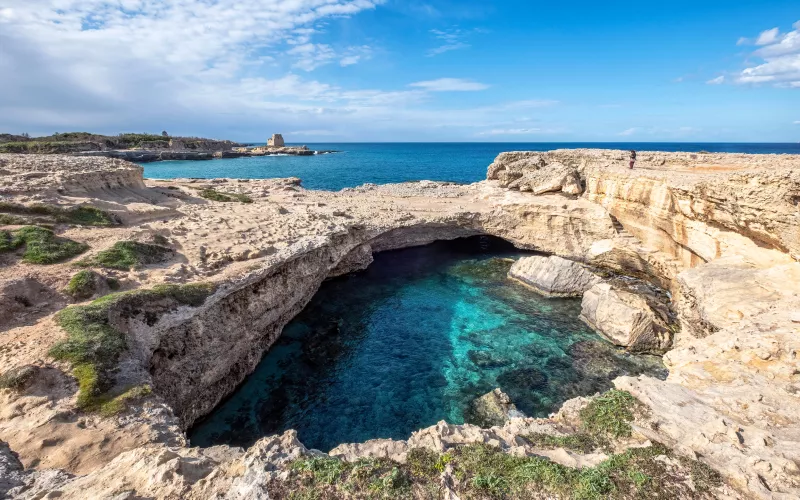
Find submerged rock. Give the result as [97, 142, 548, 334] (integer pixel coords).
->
[509, 255, 601, 297]
[467, 350, 511, 369]
[580, 283, 673, 353]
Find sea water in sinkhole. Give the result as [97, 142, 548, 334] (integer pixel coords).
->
[189, 237, 666, 452]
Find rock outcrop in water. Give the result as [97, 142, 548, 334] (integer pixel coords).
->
[466, 388, 523, 427]
[1, 149, 800, 498]
[579, 282, 673, 353]
[508, 255, 601, 297]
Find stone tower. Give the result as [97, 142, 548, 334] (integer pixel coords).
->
[267, 134, 285, 147]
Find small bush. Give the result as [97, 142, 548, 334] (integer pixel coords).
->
[0, 226, 88, 264]
[50, 283, 214, 411]
[580, 390, 640, 439]
[86, 241, 173, 270]
[199, 188, 253, 204]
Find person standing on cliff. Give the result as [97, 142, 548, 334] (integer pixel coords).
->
[629, 150, 637, 169]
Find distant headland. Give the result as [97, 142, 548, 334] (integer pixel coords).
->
[0, 131, 336, 162]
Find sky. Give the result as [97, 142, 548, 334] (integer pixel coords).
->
[0, 0, 798, 142]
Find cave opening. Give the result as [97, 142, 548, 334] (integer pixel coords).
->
[189, 236, 666, 451]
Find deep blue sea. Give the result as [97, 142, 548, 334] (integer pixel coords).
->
[190, 238, 666, 451]
[142, 142, 800, 190]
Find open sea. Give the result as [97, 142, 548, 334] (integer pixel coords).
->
[141, 142, 800, 191]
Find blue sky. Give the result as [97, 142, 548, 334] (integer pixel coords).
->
[0, 0, 797, 142]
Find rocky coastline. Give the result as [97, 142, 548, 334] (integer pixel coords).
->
[1, 149, 799, 499]
[0, 132, 336, 163]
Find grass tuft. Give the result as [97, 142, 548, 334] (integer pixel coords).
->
[199, 188, 253, 203]
[65, 270, 101, 300]
[83, 240, 173, 270]
[0, 226, 88, 264]
[50, 283, 214, 411]
[579, 389, 641, 439]
[523, 432, 600, 454]
[277, 440, 720, 499]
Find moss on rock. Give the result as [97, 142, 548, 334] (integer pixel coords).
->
[50, 283, 214, 412]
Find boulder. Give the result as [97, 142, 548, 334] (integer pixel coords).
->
[580, 283, 672, 353]
[487, 153, 583, 195]
[467, 389, 524, 428]
[509, 255, 601, 297]
[509, 162, 583, 195]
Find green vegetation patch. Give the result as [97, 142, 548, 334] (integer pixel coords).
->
[116, 133, 170, 148]
[199, 188, 253, 204]
[98, 385, 153, 417]
[579, 390, 642, 439]
[0, 226, 88, 264]
[523, 432, 600, 454]
[0, 202, 118, 227]
[50, 283, 214, 411]
[84, 240, 174, 270]
[275, 442, 721, 500]
[65, 270, 118, 300]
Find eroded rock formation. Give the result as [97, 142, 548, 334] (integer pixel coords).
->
[1, 149, 799, 499]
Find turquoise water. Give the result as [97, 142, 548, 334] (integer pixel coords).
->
[143, 142, 800, 190]
[189, 237, 666, 451]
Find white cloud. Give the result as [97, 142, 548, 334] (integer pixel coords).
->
[618, 128, 638, 136]
[734, 21, 800, 87]
[794, 120, 800, 124]
[409, 78, 489, 91]
[289, 43, 337, 71]
[0, 0, 562, 141]
[707, 75, 726, 85]
[339, 46, 373, 67]
[756, 27, 780, 45]
[427, 28, 474, 56]
[477, 127, 565, 136]
[0, 0, 389, 132]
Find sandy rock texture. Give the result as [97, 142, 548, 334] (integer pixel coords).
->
[1, 149, 800, 499]
[508, 254, 601, 297]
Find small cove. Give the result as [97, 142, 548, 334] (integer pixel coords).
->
[189, 237, 666, 451]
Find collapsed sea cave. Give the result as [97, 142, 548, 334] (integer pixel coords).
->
[189, 236, 667, 452]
